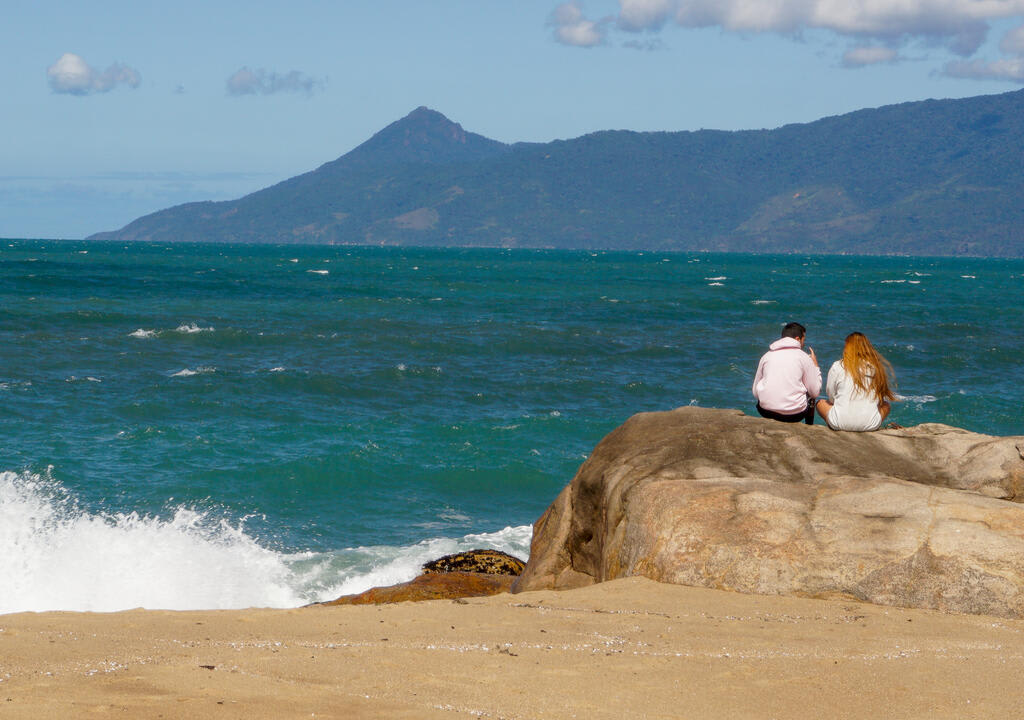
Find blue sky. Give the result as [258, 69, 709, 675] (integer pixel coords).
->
[4, 0, 1024, 239]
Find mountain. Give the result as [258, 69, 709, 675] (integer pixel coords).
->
[88, 91, 1024, 256]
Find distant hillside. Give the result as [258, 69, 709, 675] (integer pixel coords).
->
[88, 93, 1024, 256]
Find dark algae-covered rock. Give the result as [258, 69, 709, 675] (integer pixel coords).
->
[421, 549, 526, 576]
[319, 549, 525, 606]
[321, 572, 515, 606]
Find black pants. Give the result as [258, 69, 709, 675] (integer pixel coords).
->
[756, 402, 815, 425]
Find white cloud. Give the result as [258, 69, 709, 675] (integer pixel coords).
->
[1000, 23, 1024, 54]
[548, 2, 608, 47]
[618, 0, 674, 32]
[559, 1, 1024, 60]
[226, 67, 323, 96]
[939, 21, 1024, 82]
[46, 53, 141, 95]
[944, 57, 1024, 81]
[842, 45, 900, 67]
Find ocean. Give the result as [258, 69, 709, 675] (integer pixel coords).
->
[2, 241, 1022, 614]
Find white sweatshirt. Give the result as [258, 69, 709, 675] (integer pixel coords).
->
[824, 360, 883, 432]
[752, 337, 822, 414]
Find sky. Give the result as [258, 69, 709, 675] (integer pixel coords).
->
[4, 0, 1024, 240]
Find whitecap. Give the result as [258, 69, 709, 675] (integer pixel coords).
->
[705, 276, 727, 281]
[881, 280, 906, 284]
[961, 275, 976, 279]
[129, 328, 157, 339]
[171, 367, 215, 377]
[751, 300, 776, 305]
[307, 269, 329, 275]
[707, 282, 724, 286]
[269, 366, 286, 373]
[896, 394, 937, 404]
[175, 323, 213, 333]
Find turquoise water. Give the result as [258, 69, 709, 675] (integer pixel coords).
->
[2, 241, 1022, 612]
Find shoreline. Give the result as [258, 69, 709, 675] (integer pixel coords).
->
[3, 577, 1022, 719]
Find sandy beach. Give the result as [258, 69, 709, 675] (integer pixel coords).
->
[2, 577, 1023, 719]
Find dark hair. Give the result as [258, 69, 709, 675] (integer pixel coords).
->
[781, 322, 806, 339]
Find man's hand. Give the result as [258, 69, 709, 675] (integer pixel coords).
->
[808, 346, 818, 367]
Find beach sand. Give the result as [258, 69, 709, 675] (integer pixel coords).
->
[2, 576, 1021, 719]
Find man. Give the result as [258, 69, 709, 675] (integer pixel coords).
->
[752, 321, 821, 425]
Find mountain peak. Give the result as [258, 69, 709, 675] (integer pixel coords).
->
[341, 107, 509, 167]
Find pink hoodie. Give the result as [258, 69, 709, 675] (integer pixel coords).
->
[752, 337, 822, 414]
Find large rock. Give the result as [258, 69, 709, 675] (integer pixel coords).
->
[512, 407, 1024, 618]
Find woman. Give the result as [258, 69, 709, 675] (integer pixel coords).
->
[816, 332, 896, 432]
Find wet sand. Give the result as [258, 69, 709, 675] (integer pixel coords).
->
[2, 576, 1022, 719]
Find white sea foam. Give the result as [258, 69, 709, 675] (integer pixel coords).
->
[0, 471, 533, 614]
[751, 300, 776, 305]
[896, 394, 937, 404]
[705, 276, 727, 281]
[961, 275, 977, 279]
[707, 282, 724, 286]
[881, 279, 906, 284]
[0, 471, 304, 614]
[129, 328, 157, 339]
[171, 367, 216, 377]
[307, 269, 329, 275]
[175, 323, 214, 334]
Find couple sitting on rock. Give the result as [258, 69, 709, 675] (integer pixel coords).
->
[752, 322, 896, 432]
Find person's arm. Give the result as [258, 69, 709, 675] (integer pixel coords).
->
[752, 356, 766, 399]
[826, 363, 839, 403]
[803, 353, 822, 399]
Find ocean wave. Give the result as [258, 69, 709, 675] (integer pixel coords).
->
[0, 470, 303, 614]
[175, 323, 214, 334]
[129, 328, 157, 338]
[170, 367, 216, 377]
[896, 394, 937, 404]
[0, 471, 533, 614]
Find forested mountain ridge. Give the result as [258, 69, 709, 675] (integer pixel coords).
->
[88, 92, 1024, 256]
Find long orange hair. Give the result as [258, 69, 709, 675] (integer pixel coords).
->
[841, 332, 896, 402]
